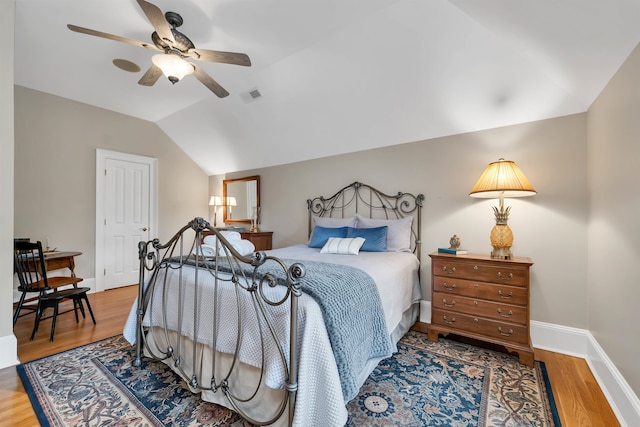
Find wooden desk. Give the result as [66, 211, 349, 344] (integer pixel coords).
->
[42, 251, 82, 277]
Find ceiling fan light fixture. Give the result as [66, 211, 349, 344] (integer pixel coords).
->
[152, 53, 194, 84]
[67, 0, 251, 97]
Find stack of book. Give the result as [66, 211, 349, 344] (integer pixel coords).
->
[437, 247, 468, 255]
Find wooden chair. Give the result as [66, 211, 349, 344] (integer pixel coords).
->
[13, 241, 96, 341]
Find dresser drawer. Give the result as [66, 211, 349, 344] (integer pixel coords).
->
[432, 292, 527, 324]
[432, 259, 528, 286]
[432, 308, 529, 345]
[432, 276, 528, 305]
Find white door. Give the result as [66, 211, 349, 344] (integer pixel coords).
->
[96, 150, 157, 291]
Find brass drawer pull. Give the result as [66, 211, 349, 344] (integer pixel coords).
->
[498, 290, 513, 299]
[497, 272, 514, 280]
[443, 315, 456, 325]
[497, 308, 513, 317]
[443, 283, 456, 291]
[498, 327, 514, 337]
[442, 299, 455, 308]
[443, 266, 456, 274]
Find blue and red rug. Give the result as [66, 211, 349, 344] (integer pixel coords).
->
[17, 330, 560, 426]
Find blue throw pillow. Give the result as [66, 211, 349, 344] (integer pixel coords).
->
[309, 226, 349, 248]
[346, 226, 388, 252]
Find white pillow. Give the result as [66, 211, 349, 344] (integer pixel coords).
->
[312, 215, 356, 228]
[203, 235, 219, 246]
[204, 231, 242, 247]
[220, 231, 241, 241]
[194, 239, 256, 257]
[320, 237, 365, 255]
[355, 213, 413, 252]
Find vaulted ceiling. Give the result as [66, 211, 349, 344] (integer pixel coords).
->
[14, 0, 640, 175]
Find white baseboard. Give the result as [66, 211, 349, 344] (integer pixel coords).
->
[419, 300, 431, 323]
[420, 300, 640, 427]
[529, 319, 589, 356]
[583, 329, 640, 427]
[531, 320, 640, 427]
[0, 334, 19, 369]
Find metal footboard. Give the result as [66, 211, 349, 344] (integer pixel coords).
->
[133, 217, 305, 426]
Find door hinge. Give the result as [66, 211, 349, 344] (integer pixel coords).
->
[104, 268, 106, 275]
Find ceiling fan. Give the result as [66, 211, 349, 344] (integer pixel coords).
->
[67, 0, 251, 98]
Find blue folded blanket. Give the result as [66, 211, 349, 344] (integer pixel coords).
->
[282, 258, 394, 401]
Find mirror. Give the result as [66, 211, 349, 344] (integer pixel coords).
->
[223, 175, 260, 224]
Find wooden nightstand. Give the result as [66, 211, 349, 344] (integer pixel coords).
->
[428, 252, 534, 366]
[240, 231, 273, 251]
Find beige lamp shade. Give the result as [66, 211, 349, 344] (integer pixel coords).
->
[469, 159, 536, 198]
[209, 196, 223, 206]
[225, 196, 237, 219]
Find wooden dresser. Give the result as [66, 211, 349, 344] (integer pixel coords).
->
[428, 252, 534, 366]
[240, 231, 273, 251]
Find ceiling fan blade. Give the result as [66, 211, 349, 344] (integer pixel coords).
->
[138, 64, 163, 86]
[187, 49, 251, 67]
[136, 0, 175, 45]
[192, 64, 229, 98]
[67, 24, 160, 51]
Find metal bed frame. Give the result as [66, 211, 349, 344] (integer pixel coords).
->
[133, 182, 424, 426]
[307, 181, 424, 259]
[134, 217, 304, 426]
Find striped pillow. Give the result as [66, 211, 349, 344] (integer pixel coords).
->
[320, 237, 365, 255]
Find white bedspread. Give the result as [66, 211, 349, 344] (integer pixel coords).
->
[267, 245, 422, 335]
[123, 245, 421, 426]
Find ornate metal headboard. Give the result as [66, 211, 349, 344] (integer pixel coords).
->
[307, 182, 424, 259]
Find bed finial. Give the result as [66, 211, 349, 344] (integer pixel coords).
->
[189, 217, 210, 232]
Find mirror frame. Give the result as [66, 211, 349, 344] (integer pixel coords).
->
[222, 175, 260, 224]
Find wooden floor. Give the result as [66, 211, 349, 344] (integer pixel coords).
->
[0, 285, 621, 427]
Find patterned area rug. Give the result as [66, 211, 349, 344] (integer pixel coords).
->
[17, 330, 560, 426]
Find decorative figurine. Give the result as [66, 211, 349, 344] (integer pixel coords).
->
[449, 234, 461, 250]
[250, 206, 260, 232]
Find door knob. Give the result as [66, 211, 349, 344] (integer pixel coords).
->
[141, 227, 148, 232]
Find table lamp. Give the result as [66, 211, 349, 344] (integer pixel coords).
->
[226, 196, 237, 219]
[209, 196, 222, 227]
[469, 158, 536, 259]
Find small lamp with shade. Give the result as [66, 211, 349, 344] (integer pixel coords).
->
[469, 158, 536, 259]
[226, 196, 237, 220]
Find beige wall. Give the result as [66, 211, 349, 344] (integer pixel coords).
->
[0, 0, 17, 365]
[13, 86, 210, 283]
[238, 113, 589, 329]
[588, 42, 640, 396]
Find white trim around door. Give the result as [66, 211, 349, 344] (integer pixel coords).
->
[95, 149, 158, 292]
